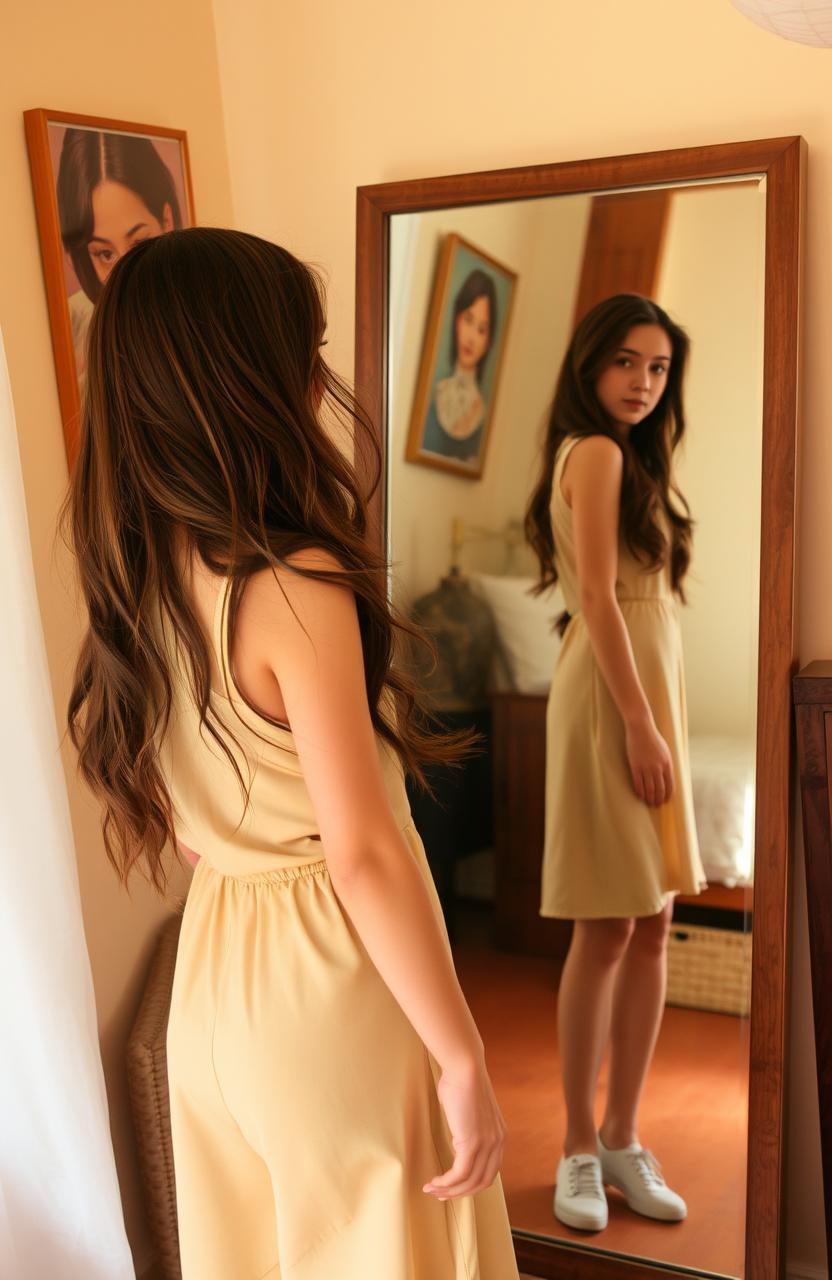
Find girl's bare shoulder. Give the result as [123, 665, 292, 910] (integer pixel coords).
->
[567, 433, 623, 468]
[562, 434, 623, 505]
[247, 546, 350, 599]
[239, 547, 355, 651]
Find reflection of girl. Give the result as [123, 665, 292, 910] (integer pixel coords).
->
[63, 228, 519, 1279]
[525, 294, 706, 1234]
[422, 268, 498, 463]
[56, 130, 183, 382]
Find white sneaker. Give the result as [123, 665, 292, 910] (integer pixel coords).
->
[554, 1153, 608, 1231]
[598, 1137, 687, 1221]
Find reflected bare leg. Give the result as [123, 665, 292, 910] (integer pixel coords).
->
[559, 917, 635, 1156]
[600, 898, 674, 1149]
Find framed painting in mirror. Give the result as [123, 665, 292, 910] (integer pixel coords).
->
[404, 231, 517, 478]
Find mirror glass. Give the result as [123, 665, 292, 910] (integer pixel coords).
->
[386, 175, 765, 1275]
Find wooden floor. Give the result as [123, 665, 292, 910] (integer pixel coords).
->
[452, 902, 749, 1277]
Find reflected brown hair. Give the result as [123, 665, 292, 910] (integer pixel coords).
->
[524, 293, 694, 636]
[60, 227, 477, 892]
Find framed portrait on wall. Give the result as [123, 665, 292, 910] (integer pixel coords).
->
[23, 108, 196, 469]
[405, 232, 517, 480]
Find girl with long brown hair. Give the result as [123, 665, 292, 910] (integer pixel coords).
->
[62, 226, 518, 1279]
[525, 294, 707, 1234]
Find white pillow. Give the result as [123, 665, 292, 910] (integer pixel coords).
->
[468, 573, 563, 694]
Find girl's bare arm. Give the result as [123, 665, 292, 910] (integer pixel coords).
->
[564, 435, 651, 725]
[241, 549, 485, 1077]
[564, 435, 673, 805]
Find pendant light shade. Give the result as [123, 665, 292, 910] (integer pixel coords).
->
[730, 0, 832, 46]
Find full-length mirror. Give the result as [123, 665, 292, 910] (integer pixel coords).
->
[356, 139, 802, 1280]
[387, 176, 763, 1277]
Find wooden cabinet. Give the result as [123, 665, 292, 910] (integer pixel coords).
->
[793, 661, 832, 1277]
[490, 691, 573, 963]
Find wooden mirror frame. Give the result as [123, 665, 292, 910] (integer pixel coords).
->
[354, 137, 804, 1280]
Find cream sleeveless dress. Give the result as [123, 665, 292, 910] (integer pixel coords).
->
[153, 574, 518, 1280]
[540, 434, 707, 920]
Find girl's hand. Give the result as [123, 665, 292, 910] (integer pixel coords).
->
[625, 717, 675, 807]
[423, 1057, 507, 1201]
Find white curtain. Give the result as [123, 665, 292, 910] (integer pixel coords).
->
[0, 329, 133, 1278]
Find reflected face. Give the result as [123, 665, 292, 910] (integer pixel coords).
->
[86, 180, 173, 284]
[455, 294, 491, 371]
[595, 323, 672, 429]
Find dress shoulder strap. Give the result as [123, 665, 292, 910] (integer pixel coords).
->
[554, 433, 584, 474]
[211, 572, 296, 741]
[551, 434, 584, 510]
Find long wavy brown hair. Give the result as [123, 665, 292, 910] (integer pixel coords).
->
[60, 226, 478, 892]
[524, 293, 694, 636]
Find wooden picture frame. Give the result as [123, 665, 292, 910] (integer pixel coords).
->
[23, 108, 196, 471]
[356, 136, 804, 1280]
[404, 232, 517, 480]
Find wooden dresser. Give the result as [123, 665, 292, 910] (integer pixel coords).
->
[490, 690, 573, 963]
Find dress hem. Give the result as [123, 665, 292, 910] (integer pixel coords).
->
[539, 883, 706, 921]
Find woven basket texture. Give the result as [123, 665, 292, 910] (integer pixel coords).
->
[666, 922, 752, 1016]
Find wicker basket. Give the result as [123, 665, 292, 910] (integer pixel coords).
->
[126, 909, 185, 1280]
[665, 921, 752, 1016]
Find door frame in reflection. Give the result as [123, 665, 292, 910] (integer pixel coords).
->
[355, 135, 804, 1280]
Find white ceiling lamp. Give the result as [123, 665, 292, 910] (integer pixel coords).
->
[730, 0, 832, 45]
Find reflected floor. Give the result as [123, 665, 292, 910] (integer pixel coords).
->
[453, 899, 749, 1277]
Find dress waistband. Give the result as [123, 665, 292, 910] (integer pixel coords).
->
[617, 595, 675, 605]
[197, 857, 329, 886]
[567, 595, 675, 617]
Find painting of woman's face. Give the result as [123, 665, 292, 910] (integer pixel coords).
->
[455, 294, 492, 371]
[403, 234, 516, 479]
[86, 180, 174, 284]
[25, 111, 194, 467]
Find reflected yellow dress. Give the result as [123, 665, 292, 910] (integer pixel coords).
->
[154, 574, 518, 1280]
[540, 434, 707, 921]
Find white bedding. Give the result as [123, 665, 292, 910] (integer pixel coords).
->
[688, 735, 755, 887]
[468, 572, 562, 694]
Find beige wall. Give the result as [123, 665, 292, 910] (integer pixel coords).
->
[1, 2, 231, 1272]
[655, 182, 765, 742]
[211, 0, 829, 1272]
[388, 195, 589, 607]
